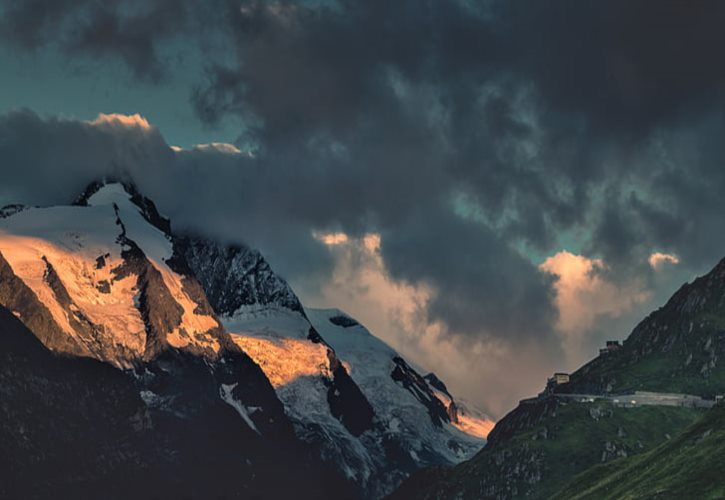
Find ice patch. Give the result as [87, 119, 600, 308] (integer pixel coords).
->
[0, 205, 147, 357]
[223, 305, 310, 340]
[220, 383, 261, 435]
[139, 390, 161, 406]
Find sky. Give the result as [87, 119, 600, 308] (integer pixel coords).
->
[2, 0, 725, 417]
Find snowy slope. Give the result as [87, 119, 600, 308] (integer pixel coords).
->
[219, 308, 380, 486]
[0, 204, 145, 358]
[217, 304, 491, 496]
[85, 183, 221, 352]
[0, 183, 222, 365]
[0, 181, 313, 449]
[308, 308, 492, 456]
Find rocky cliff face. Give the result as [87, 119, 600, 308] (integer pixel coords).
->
[0, 305, 351, 499]
[173, 235, 304, 316]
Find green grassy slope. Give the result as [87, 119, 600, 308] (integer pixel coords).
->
[391, 399, 703, 499]
[552, 403, 725, 500]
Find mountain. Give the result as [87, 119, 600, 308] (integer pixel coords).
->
[0, 181, 351, 499]
[173, 230, 491, 497]
[552, 400, 725, 499]
[0, 291, 349, 499]
[0, 180, 490, 498]
[392, 255, 725, 499]
[307, 309, 490, 492]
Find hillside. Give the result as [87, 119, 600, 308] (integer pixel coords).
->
[552, 402, 725, 499]
[391, 397, 703, 499]
[392, 255, 725, 499]
[561, 257, 725, 397]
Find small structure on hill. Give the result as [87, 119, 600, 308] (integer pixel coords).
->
[599, 340, 621, 356]
[543, 372, 570, 395]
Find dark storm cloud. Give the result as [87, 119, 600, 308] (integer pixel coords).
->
[188, 0, 725, 252]
[0, 108, 339, 289]
[379, 203, 557, 341]
[0, 0, 189, 80]
[0, 109, 172, 204]
[192, 1, 725, 140]
[4, 0, 725, 356]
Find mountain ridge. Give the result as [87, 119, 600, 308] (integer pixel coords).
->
[0, 179, 491, 498]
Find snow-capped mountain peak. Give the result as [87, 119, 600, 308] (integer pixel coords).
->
[0, 180, 493, 498]
[309, 308, 493, 438]
[0, 181, 223, 366]
[74, 178, 172, 234]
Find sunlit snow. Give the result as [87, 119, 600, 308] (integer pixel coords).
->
[0, 183, 221, 364]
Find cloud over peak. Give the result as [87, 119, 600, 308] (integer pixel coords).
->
[89, 113, 152, 131]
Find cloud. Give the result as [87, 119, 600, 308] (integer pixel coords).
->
[191, 142, 245, 155]
[89, 113, 152, 131]
[304, 231, 555, 417]
[0, 0, 191, 81]
[0, 109, 171, 207]
[379, 203, 557, 344]
[5, 1, 725, 413]
[314, 231, 350, 246]
[540, 251, 650, 362]
[648, 251, 680, 270]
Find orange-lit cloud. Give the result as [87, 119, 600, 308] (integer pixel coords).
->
[313, 231, 350, 246]
[648, 251, 680, 269]
[539, 251, 649, 360]
[300, 230, 551, 418]
[192, 142, 244, 154]
[362, 233, 381, 252]
[88, 113, 152, 130]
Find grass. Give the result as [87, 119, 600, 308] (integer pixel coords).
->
[414, 400, 704, 500]
[551, 403, 725, 499]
